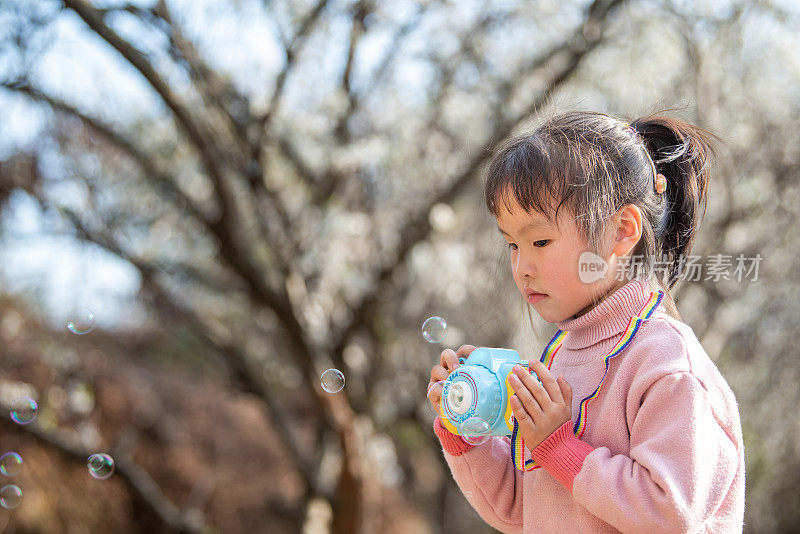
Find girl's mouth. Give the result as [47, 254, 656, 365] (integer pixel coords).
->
[525, 289, 547, 303]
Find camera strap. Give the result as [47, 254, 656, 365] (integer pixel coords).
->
[511, 290, 665, 472]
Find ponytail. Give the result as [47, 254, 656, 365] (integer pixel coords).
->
[630, 114, 720, 290]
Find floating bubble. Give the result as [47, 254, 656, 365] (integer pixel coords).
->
[0, 453, 22, 477]
[426, 380, 445, 416]
[66, 307, 95, 334]
[0, 484, 22, 509]
[9, 397, 37, 425]
[460, 416, 491, 446]
[320, 369, 345, 393]
[87, 453, 115, 480]
[421, 316, 447, 343]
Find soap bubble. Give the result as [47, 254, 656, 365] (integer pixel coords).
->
[0, 453, 22, 477]
[320, 369, 345, 393]
[460, 416, 491, 446]
[9, 397, 37, 425]
[87, 453, 115, 479]
[0, 485, 22, 509]
[421, 316, 447, 343]
[426, 380, 445, 416]
[66, 307, 95, 334]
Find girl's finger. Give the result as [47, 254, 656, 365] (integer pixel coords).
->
[456, 345, 477, 359]
[426, 381, 444, 412]
[510, 395, 540, 439]
[509, 373, 544, 422]
[514, 364, 550, 410]
[440, 349, 460, 371]
[530, 360, 564, 404]
[427, 379, 443, 395]
[509, 395, 531, 424]
[430, 364, 449, 383]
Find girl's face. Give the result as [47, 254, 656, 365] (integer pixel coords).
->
[495, 197, 625, 323]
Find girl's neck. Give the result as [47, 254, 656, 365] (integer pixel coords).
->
[555, 276, 656, 353]
[572, 277, 630, 319]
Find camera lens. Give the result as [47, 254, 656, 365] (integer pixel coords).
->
[447, 382, 473, 414]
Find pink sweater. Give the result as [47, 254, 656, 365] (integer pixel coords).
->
[434, 277, 745, 533]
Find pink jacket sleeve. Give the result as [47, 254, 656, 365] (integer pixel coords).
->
[433, 417, 524, 533]
[569, 371, 740, 533]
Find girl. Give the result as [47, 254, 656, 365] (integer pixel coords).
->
[428, 111, 744, 533]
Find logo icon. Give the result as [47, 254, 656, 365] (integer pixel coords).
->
[578, 251, 608, 283]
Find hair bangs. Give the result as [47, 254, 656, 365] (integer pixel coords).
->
[484, 135, 579, 223]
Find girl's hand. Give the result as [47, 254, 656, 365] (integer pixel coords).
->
[427, 344, 476, 415]
[508, 360, 573, 450]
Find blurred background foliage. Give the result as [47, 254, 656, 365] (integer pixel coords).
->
[0, 0, 798, 532]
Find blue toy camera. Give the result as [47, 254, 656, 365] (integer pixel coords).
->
[439, 348, 534, 437]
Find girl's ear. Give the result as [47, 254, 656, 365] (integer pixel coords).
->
[612, 204, 642, 257]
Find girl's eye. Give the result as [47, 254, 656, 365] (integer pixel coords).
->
[507, 243, 518, 251]
[533, 240, 549, 247]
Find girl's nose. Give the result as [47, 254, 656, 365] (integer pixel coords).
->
[513, 250, 536, 278]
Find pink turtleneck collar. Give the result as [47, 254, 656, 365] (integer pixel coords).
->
[555, 277, 661, 351]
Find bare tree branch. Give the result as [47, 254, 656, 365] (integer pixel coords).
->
[152, 0, 253, 159]
[275, 133, 323, 193]
[332, 0, 371, 142]
[2, 76, 304, 349]
[270, 1, 433, 204]
[354, 2, 430, 108]
[259, 0, 331, 129]
[0, 79, 299, 301]
[60, 2, 302, 323]
[62, 0, 237, 234]
[96, 0, 302, 283]
[1, 79, 207, 221]
[253, 0, 334, 231]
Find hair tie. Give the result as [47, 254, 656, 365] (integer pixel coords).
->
[655, 173, 667, 194]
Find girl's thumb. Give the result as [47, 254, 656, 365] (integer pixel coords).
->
[558, 375, 573, 412]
